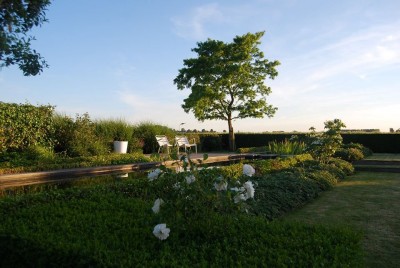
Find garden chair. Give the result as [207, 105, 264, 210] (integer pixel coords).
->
[175, 135, 197, 154]
[155, 135, 173, 154]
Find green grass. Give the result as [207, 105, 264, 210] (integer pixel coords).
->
[282, 171, 400, 268]
[365, 153, 400, 161]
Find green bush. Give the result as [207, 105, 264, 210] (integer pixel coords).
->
[0, 102, 55, 152]
[219, 162, 244, 180]
[250, 172, 321, 220]
[334, 148, 364, 162]
[328, 158, 355, 175]
[67, 113, 109, 157]
[305, 169, 338, 190]
[133, 121, 176, 154]
[253, 154, 313, 175]
[25, 145, 55, 161]
[299, 160, 347, 181]
[342, 142, 373, 157]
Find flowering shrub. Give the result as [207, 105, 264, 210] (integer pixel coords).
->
[146, 158, 256, 240]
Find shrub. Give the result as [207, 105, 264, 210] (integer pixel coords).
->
[334, 148, 364, 162]
[328, 158, 355, 176]
[0, 102, 55, 152]
[305, 169, 338, 190]
[133, 121, 176, 154]
[305, 119, 346, 163]
[25, 145, 55, 162]
[250, 172, 320, 220]
[219, 162, 244, 180]
[52, 113, 108, 157]
[342, 142, 373, 157]
[253, 154, 313, 175]
[52, 113, 75, 154]
[299, 160, 347, 181]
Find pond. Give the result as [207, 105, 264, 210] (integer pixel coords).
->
[0, 161, 237, 198]
[0, 170, 147, 198]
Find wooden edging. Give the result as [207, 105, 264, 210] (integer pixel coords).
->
[0, 153, 279, 189]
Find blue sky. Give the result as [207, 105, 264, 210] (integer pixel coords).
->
[1, 0, 399, 132]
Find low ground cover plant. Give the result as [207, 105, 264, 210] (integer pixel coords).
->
[0, 152, 364, 266]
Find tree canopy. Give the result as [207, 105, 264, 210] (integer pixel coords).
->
[174, 31, 280, 150]
[0, 0, 50, 76]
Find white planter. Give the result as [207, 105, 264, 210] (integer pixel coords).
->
[113, 141, 128, 154]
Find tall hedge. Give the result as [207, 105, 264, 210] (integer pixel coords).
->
[197, 133, 400, 153]
[341, 133, 400, 153]
[0, 102, 55, 152]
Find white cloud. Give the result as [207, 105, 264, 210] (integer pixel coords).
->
[171, 3, 225, 40]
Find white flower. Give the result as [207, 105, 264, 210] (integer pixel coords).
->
[152, 198, 164, 214]
[153, 223, 170, 240]
[243, 181, 255, 199]
[214, 181, 228, 191]
[243, 164, 255, 177]
[234, 193, 246, 203]
[148, 168, 162, 181]
[173, 182, 181, 190]
[185, 175, 196, 184]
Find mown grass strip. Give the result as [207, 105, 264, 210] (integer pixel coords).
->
[282, 171, 400, 268]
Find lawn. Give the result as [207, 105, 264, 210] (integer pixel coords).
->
[364, 153, 400, 161]
[282, 171, 400, 268]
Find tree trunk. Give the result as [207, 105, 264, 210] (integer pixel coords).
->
[228, 118, 236, 151]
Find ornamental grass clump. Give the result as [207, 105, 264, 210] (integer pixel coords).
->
[268, 138, 306, 155]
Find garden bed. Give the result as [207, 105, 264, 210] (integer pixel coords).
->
[0, 155, 363, 266]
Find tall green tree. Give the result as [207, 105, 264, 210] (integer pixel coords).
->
[0, 0, 51, 76]
[174, 31, 280, 151]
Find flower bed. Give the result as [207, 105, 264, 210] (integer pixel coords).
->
[0, 155, 363, 266]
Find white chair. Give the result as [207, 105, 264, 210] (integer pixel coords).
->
[175, 135, 197, 154]
[155, 135, 173, 154]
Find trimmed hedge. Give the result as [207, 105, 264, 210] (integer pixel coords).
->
[198, 133, 399, 153]
[341, 133, 400, 153]
[0, 102, 55, 152]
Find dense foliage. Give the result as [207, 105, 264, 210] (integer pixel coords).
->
[0, 154, 363, 266]
[0, 102, 55, 152]
[0, 0, 51, 75]
[174, 31, 280, 151]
